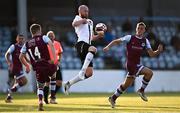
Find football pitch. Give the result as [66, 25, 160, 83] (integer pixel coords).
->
[0, 92, 180, 113]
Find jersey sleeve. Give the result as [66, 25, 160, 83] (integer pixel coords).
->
[7, 44, 15, 54]
[43, 35, 51, 44]
[145, 38, 152, 49]
[72, 15, 81, 25]
[20, 43, 27, 53]
[120, 35, 131, 43]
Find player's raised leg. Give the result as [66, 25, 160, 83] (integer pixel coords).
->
[109, 76, 135, 108]
[6, 75, 27, 103]
[64, 46, 96, 95]
[137, 67, 153, 101]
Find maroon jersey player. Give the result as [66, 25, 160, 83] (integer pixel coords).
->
[103, 22, 163, 108]
[19, 24, 57, 111]
[5, 34, 28, 103]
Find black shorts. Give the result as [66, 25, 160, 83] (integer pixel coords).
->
[75, 41, 93, 67]
[46, 66, 63, 82]
[56, 67, 62, 81]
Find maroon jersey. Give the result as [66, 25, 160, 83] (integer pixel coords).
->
[25, 35, 50, 66]
[120, 35, 151, 76]
[126, 35, 147, 66]
[22, 35, 57, 82]
[11, 43, 23, 75]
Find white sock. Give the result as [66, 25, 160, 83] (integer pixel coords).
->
[69, 52, 94, 86]
[114, 85, 124, 97]
[50, 80, 56, 91]
[37, 89, 44, 96]
[141, 78, 149, 89]
[81, 52, 94, 70]
[68, 73, 84, 86]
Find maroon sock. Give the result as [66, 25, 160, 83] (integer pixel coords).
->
[11, 87, 17, 92]
[50, 91, 56, 99]
[112, 94, 118, 101]
[38, 94, 43, 101]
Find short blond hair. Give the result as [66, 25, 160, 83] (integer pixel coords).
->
[30, 24, 41, 35]
[137, 22, 146, 28]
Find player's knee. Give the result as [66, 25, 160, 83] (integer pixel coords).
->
[18, 77, 27, 86]
[88, 46, 97, 54]
[147, 69, 153, 77]
[56, 80, 62, 86]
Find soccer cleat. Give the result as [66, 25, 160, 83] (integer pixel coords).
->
[137, 89, 148, 102]
[50, 98, 58, 104]
[108, 96, 116, 108]
[38, 102, 44, 111]
[5, 95, 13, 103]
[64, 81, 70, 95]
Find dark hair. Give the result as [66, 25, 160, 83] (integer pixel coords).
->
[16, 34, 24, 38]
[30, 24, 41, 35]
[17, 34, 24, 37]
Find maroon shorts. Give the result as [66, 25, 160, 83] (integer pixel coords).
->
[12, 68, 24, 79]
[126, 63, 144, 77]
[33, 61, 57, 83]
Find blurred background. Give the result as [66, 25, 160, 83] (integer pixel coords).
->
[0, 0, 180, 93]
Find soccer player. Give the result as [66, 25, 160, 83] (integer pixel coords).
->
[103, 22, 163, 108]
[4, 34, 28, 103]
[63, 5, 104, 94]
[19, 24, 57, 111]
[43, 31, 63, 104]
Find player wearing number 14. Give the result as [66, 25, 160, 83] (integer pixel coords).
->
[19, 24, 57, 111]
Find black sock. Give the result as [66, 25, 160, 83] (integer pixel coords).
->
[43, 86, 49, 100]
[55, 85, 60, 93]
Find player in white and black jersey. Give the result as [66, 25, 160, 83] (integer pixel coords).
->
[64, 5, 104, 95]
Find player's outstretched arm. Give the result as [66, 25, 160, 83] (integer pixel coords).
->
[5, 51, 12, 67]
[103, 38, 122, 52]
[72, 18, 87, 27]
[19, 53, 30, 73]
[24, 54, 31, 64]
[147, 44, 163, 57]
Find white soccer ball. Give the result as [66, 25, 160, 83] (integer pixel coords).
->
[95, 23, 107, 32]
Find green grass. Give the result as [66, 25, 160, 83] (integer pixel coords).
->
[0, 92, 180, 113]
